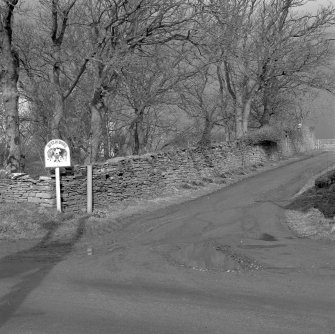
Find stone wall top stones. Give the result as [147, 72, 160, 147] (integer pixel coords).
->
[0, 143, 273, 212]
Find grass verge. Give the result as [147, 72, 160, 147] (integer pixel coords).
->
[285, 172, 335, 240]
[0, 203, 75, 240]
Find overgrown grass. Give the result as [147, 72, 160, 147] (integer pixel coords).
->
[287, 185, 335, 218]
[0, 203, 75, 240]
[285, 184, 335, 240]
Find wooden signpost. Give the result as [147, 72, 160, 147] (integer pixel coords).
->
[87, 165, 93, 214]
[44, 139, 71, 212]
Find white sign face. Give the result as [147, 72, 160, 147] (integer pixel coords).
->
[44, 139, 71, 168]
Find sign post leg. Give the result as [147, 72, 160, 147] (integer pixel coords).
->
[87, 165, 93, 214]
[55, 167, 62, 212]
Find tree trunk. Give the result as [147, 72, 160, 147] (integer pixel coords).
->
[50, 40, 65, 139]
[242, 97, 252, 134]
[235, 95, 244, 139]
[49, 0, 77, 139]
[0, 0, 21, 172]
[102, 111, 110, 160]
[85, 88, 104, 164]
[50, 92, 64, 138]
[260, 105, 271, 126]
[133, 107, 145, 155]
[2, 78, 21, 173]
[235, 109, 244, 139]
[121, 126, 134, 156]
[198, 117, 213, 146]
[260, 93, 274, 127]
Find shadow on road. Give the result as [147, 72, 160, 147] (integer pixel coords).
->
[0, 216, 87, 328]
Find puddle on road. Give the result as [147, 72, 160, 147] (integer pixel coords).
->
[238, 244, 286, 249]
[263, 266, 298, 274]
[259, 233, 278, 241]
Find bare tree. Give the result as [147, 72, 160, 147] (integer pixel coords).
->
[18, 0, 92, 142]
[201, 0, 335, 138]
[44, 0, 92, 139]
[83, 0, 197, 162]
[250, 0, 335, 127]
[0, 0, 21, 172]
[117, 43, 196, 154]
[176, 64, 227, 146]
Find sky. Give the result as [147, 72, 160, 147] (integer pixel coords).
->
[301, 0, 334, 11]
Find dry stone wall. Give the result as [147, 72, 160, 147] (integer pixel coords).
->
[60, 143, 270, 212]
[0, 175, 55, 207]
[0, 143, 273, 212]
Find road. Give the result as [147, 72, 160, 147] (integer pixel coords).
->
[1, 152, 335, 333]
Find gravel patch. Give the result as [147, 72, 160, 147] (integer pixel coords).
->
[171, 241, 263, 273]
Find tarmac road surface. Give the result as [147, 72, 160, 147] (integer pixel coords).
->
[1, 152, 335, 334]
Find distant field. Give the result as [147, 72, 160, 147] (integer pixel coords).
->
[317, 139, 335, 150]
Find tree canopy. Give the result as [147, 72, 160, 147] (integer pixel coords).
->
[0, 0, 334, 173]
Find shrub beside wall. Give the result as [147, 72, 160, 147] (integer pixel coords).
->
[0, 143, 277, 212]
[245, 125, 316, 158]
